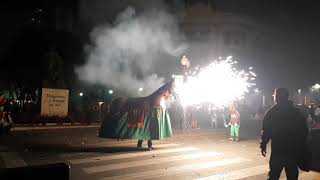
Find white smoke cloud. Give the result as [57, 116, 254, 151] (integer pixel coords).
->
[76, 7, 186, 96]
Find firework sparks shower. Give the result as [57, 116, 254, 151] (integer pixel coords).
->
[175, 56, 256, 108]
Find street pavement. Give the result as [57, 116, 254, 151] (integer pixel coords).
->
[0, 127, 319, 180]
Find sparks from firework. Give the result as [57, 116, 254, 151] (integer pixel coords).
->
[175, 56, 255, 108]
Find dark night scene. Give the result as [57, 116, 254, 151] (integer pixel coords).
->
[1, 0, 320, 179]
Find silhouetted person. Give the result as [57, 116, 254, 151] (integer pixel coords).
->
[260, 88, 309, 180]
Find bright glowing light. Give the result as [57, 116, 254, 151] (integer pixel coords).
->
[139, 87, 143, 92]
[298, 89, 301, 94]
[175, 57, 255, 108]
[98, 101, 104, 106]
[109, 90, 113, 94]
[254, 88, 259, 93]
[79, 92, 83, 96]
[314, 83, 320, 90]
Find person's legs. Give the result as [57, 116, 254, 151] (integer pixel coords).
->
[268, 155, 284, 180]
[147, 140, 153, 150]
[6, 124, 12, 134]
[210, 118, 214, 129]
[137, 140, 143, 148]
[284, 162, 299, 180]
[0, 124, 3, 135]
[230, 125, 235, 141]
[234, 125, 240, 141]
[214, 119, 218, 129]
[211, 118, 217, 129]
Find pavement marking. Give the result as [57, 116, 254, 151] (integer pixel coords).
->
[65, 140, 171, 150]
[196, 164, 269, 180]
[59, 152, 103, 158]
[71, 141, 138, 148]
[68, 144, 183, 164]
[0, 152, 27, 168]
[73, 142, 180, 148]
[99, 157, 250, 180]
[83, 151, 222, 174]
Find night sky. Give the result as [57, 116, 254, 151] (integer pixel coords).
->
[1, 0, 320, 91]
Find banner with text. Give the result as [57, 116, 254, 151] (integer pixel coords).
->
[41, 88, 69, 117]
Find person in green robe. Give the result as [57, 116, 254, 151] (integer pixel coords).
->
[99, 81, 174, 150]
[229, 104, 240, 141]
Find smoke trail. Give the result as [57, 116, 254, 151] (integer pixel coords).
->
[76, 6, 186, 96]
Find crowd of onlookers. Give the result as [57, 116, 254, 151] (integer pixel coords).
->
[298, 104, 320, 128]
[168, 103, 264, 133]
[1, 90, 320, 136]
[168, 102, 320, 137]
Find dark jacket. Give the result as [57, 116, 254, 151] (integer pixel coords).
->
[261, 101, 308, 157]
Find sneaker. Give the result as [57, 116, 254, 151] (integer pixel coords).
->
[229, 138, 234, 142]
[235, 138, 240, 142]
[148, 147, 154, 151]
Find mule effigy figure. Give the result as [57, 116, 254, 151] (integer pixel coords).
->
[98, 80, 175, 150]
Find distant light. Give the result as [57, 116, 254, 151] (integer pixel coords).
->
[139, 87, 143, 92]
[109, 90, 113, 94]
[226, 56, 233, 60]
[298, 89, 301, 94]
[254, 88, 259, 93]
[79, 92, 83, 96]
[314, 83, 320, 90]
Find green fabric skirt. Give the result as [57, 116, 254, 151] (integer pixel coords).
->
[99, 107, 172, 140]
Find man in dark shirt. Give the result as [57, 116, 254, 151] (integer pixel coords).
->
[260, 88, 309, 180]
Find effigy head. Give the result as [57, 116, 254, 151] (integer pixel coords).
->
[229, 104, 238, 112]
[159, 79, 175, 97]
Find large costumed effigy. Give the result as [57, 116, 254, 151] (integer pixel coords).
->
[98, 80, 174, 140]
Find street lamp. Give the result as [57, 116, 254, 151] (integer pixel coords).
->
[108, 90, 113, 95]
[79, 92, 83, 97]
[139, 87, 143, 92]
[181, 55, 190, 82]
